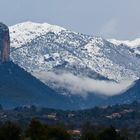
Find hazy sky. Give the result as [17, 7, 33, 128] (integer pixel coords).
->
[0, 0, 140, 40]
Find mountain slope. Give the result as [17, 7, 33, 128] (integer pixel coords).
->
[107, 79, 140, 105]
[10, 22, 139, 83]
[0, 61, 77, 109]
[108, 38, 140, 58]
[0, 61, 114, 109]
[0, 59, 138, 109]
[6, 21, 140, 108]
[9, 22, 140, 97]
[108, 38, 140, 48]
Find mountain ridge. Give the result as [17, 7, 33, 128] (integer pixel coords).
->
[9, 22, 140, 96]
[1, 21, 139, 109]
[10, 22, 140, 82]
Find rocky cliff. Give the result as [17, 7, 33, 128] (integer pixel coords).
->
[0, 23, 10, 62]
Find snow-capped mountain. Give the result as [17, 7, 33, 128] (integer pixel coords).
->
[109, 38, 140, 57]
[9, 22, 140, 96]
[108, 38, 140, 48]
[10, 22, 66, 49]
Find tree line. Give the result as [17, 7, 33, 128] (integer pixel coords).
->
[0, 119, 131, 140]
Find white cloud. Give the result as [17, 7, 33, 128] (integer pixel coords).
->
[33, 71, 134, 97]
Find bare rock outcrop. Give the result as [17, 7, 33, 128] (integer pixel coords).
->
[0, 23, 10, 62]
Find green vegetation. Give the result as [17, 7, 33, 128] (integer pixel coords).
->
[81, 123, 128, 140]
[0, 121, 21, 140]
[26, 119, 70, 140]
[0, 119, 133, 140]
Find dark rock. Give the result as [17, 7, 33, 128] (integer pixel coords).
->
[0, 23, 10, 62]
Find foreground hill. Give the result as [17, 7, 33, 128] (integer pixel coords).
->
[0, 61, 74, 109]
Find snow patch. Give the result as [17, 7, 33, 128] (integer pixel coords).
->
[10, 21, 65, 48]
[108, 38, 140, 48]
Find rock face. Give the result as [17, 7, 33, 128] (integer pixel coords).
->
[0, 23, 10, 62]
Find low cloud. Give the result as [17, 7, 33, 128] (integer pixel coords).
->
[33, 71, 134, 97]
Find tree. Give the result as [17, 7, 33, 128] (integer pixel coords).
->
[26, 119, 46, 140]
[81, 122, 96, 140]
[26, 119, 70, 140]
[0, 121, 21, 140]
[47, 125, 71, 140]
[98, 126, 126, 140]
[120, 125, 129, 140]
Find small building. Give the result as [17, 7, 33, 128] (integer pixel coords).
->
[47, 113, 57, 120]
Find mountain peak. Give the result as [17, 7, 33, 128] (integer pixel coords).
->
[9, 21, 66, 49]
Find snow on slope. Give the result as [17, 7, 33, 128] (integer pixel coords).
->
[9, 22, 140, 95]
[108, 38, 140, 48]
[10, 21, 66, 49]
[108, 38, 140, 56]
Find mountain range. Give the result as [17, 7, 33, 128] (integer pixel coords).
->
[1, 21, 140, 109]
[10, 22, 140, 83]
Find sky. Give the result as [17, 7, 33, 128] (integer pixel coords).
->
[0, 0, 140, 40]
